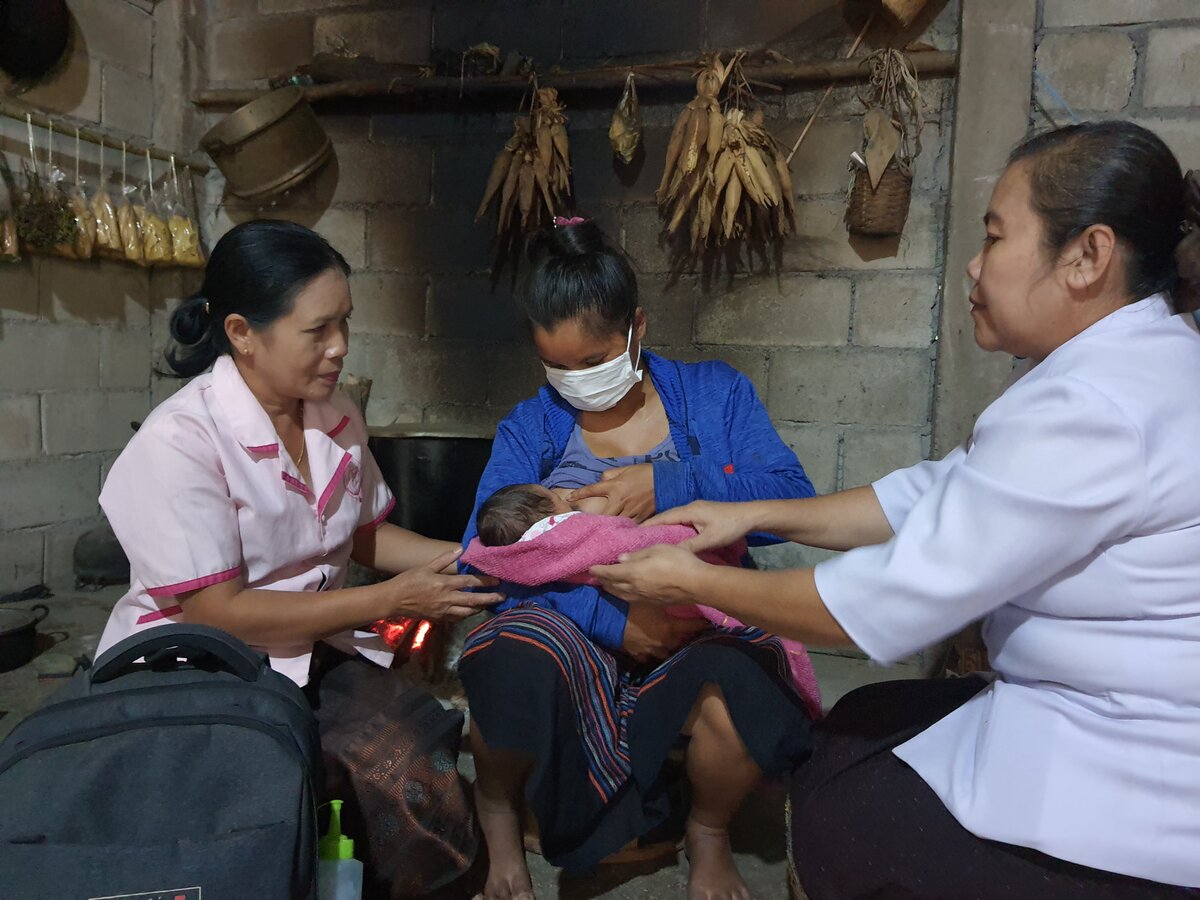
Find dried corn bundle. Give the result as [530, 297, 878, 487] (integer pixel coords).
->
[609, 72, 642, 164]
[476, 85, 573, 274]
[657, 58, 726, 222]
[658, 55, 795, 263]
[687, 108, 795, 251]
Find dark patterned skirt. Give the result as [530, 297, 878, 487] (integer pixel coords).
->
[306, 646, 480, 899]
[789, 677, 1197, 900]
[458, 605, 814, 871]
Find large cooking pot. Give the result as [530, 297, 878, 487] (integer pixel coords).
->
[368, 424, 495, 543]
[0, 603, 48, 673]
[0, 0, 70, 79]
[200, 85, 332, 200]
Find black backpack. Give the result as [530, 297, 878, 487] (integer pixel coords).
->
[0, 624, 323, 900]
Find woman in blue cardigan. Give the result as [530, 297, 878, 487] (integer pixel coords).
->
[459, 218, 816, 900]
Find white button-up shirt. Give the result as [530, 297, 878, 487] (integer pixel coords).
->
[96, 355, 396, 685]
[816, 294, 1200, 887]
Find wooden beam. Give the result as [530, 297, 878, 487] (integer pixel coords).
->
[0, 95, 210, 173]
[192, 51, 958, 108]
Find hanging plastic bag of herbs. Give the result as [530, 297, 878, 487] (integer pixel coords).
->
[0, 155, 22, 263]
[167, 155, 203, 268]
[45, 123, 84, 259]
[15, 116, 76, 255]
[114, 143, 144, 266]
[136, 150, 172, 266]
[65, 130, 96, 259]
[91, 140, 121, 258]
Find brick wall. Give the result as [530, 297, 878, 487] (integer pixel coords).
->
[1033, 0, 1200, 165]
[201, 0, 959, 571]
[0, 0, 203, 592]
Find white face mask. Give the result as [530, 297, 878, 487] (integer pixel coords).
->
[544, 325, 643, 412]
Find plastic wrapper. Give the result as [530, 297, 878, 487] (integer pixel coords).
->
[48, 165, 79, 259]
[115, 184, 144, 265]
[92, 186, 121, 258]
[167, 163, 204, 268]
[0, 159, 20, 263]
[69, 184, 96, 259]
[168, 208, 203, 267]
[0, 215, 19, 263]
[136, 190, 172, 266]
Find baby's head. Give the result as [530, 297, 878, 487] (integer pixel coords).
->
[477, 484, 572, 546]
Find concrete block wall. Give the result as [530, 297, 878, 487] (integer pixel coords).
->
[1034, 0, 1200, 172]
[201, 2, 958, 574]
[0, 0, 203, 592]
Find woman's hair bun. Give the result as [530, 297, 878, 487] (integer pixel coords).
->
[529, 216, 604, 262]
[169, 293, 212, 347]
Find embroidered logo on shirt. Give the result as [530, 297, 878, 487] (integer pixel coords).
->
[345, 460, 363, 498]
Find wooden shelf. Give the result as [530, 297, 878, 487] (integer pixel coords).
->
[192, 51, 958, 108]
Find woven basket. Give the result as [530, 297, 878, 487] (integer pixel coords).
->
[846, 162, 913, 237]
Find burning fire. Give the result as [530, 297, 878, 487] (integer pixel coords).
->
[411, 620, 432, 650]
[371, 617, 433, 652]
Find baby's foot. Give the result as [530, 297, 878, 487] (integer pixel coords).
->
[474, 785, 535, 900]
[684, 819, 752, 900]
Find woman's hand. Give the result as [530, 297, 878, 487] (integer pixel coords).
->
[619, 601, 707, 662]
[569, 463, 656, 521]
[593, 544, 710, 608]
[643, 500, 759, 552]
[380, 548, 504, 623]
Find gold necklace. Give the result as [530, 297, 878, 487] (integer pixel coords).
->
[288, 411, 305, 468]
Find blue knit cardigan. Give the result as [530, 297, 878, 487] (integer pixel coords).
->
[461, 350, 815, 650]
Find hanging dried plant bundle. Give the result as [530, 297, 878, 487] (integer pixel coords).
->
[691, 108, 795, 249]
[657, 56, 725, 213]
[476, 84, 573, 276]
[609, 72, 642, 164]
[658, 54, 795, 260]
[860, 48, 924, 185]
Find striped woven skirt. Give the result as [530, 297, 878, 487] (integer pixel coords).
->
[458, 605, 814, 871]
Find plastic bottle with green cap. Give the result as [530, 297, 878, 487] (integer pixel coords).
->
[318, 800, 363, 900]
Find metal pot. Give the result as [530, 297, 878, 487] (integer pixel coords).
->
[368, 424, 495, 543]
[200, 86, 332, 200]
[0, 0, 70, 80]
[0, 604, 48, 673]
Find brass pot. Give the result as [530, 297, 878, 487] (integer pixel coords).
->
[200, 86, 332, 201]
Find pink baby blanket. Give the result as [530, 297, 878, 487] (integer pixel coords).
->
[463, 513, 821, 717]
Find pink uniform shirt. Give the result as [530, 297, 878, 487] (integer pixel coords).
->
[96, 355, 396, 685]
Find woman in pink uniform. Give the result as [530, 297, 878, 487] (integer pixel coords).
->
[96, 220, 503, 898]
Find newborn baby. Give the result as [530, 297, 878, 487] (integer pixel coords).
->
[467, 482, 822, 714]
[476, 483, 604, 546]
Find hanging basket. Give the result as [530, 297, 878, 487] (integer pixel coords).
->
[846, 162, 912, 237]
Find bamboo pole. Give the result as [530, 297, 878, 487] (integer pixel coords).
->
[0, 95, 210, 173]
[785, 11, 878, 165]
[192, 51, 958, 108]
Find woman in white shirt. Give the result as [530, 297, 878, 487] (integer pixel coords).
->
[593, 121, 1200, 897]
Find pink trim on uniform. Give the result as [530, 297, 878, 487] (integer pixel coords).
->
[319, 451, 352, 517]
[246, 443, 279, 453]
[144, 565, 241, 598]
[135, 604, 184, 625]
[326, 416, 350, 439]
[355, 495, 396, 535]
[281, 471, 315, 497]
